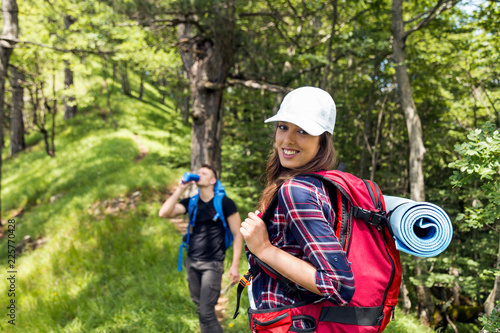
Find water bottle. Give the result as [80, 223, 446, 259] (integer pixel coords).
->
[182, 172, 200, 183]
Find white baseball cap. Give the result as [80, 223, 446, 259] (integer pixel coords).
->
[265, 86, 336, 136]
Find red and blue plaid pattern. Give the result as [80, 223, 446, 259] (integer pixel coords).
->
[247, 175, 355, 310]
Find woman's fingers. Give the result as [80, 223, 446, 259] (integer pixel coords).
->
[240, 210, 270, 256]
[247, 210, 261, 220]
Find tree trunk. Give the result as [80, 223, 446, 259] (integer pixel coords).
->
[63, 61, 77, 119]
[0, 0, 19, 219]
[177, 0, 235, 177]
[370, 91, 389, 181]
[391, 0, 430, 325]
[414, 257, 435, 326]
[51, 68, 56, 154]
[484, 228, 500, 315]
[320, 0, 337, 89]
[10, 66, 25, 155]
[360, 70, 375, 179]
[102, 59, 118, 130]
[120, 62, 131, 96]
[391, 0, 426, 203]
[450, 266, 461, 306]
[139, 72, 144, 100]
[400, 278, 412, 314]
[158, 74, 166, 104]
[39, 82, 54, 157]
[189, 83, 224, 174]
[63, 15, 77, 120]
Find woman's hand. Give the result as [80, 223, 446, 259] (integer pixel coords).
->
[241, 210, 323, 296]
[240, 211, 272, 257]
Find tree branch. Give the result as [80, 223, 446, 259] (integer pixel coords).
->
[300, 7, 370, 55]
[2, 37, 116, 55]
[285, 0, 299, 16]
[403, 0, 458, 39]
[226, 78, 292, 93]
[199, 80, 225, 90]
[118, 17, 205, 33]
[283, 64, 326, 86]
[238, 11, 289, 18]
[264, 0, 301, 49]
[404, 8, 434, 25]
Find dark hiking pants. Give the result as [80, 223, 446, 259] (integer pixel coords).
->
[185, 257, 224, 333]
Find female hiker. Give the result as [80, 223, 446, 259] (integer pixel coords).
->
[240, 86, 355, 331]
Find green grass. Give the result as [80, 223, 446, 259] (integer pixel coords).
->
[0, 68, 256, 332]
[384, 308, 434, 333]
[0, 65, 435, 332]
[12, 211, 198, 332]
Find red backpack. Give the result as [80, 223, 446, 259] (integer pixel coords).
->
[234, 170, 402, 333]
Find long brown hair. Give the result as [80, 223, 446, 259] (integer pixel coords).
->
[258, 130, 338, 211]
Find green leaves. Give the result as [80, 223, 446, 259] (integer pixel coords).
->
[478, 300, 500, 333]
[449, 122, 500, 229]
[450, 122, 500, 183]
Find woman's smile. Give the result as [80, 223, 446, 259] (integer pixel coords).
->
[276, 122, 320, 169]
[282, 148, 299, 158]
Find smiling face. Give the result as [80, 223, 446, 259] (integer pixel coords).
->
[275, 122, 321, 170]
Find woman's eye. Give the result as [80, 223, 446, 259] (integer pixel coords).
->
[298, 129, 308, 135]
[278, 125, 288, 130]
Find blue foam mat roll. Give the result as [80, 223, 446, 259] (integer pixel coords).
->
[384, 196, 453, 258]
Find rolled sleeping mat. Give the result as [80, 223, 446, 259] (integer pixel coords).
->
[384, 196, 453, 258]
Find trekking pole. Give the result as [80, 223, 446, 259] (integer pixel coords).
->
[221, 281, 236, 295]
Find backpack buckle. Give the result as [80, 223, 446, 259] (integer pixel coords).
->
[239, 276, 251, 287]
[239, 270, 255, 287]
[352, 206, 387, 228]
[370, 212, 388, 229]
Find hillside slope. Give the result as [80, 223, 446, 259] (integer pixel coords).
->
[0, 76, 253, 332]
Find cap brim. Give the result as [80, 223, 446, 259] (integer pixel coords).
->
[264, 114, 325, 136]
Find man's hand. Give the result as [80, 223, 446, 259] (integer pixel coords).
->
[177, 178, 194, 191]
[158, 177, 193, 218]
[228, 264, 240, 285]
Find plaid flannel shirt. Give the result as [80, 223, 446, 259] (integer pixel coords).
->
[247, 175, 355, 309]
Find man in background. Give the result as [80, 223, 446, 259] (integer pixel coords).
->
[159, 164, 243, 333]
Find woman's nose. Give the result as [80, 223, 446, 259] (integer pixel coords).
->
[283, 132, 296, 145]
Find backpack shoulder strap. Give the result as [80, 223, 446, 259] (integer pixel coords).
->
[178, 192, 199, 272]
[362, 179, 383, 211]
[302, 173, 351, 249]
[306, 172, 388, 229]
[212, 180, 234, 249]
[260, 194, 279, 227]
[212, 192, 226, 225]
[212, 180, 227, 225]
[188, 193, 199, 224]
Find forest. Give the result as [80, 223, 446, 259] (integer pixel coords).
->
[0, 0, 499, 332]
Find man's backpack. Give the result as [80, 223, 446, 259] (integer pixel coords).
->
[178, 179, 234, 272]
[234, 170, 402, 333]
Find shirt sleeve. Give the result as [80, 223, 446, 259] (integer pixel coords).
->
[222, 196, 238, 218]
[278, 177, 355, 305]
[179, 197, 190, 214]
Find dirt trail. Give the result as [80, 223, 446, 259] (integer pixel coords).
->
[133, 135, 149, 162]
